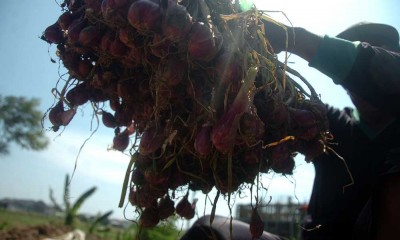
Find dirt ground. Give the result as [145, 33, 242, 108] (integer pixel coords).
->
[0, 224, 103, 240]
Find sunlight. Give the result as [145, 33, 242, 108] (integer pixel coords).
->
[253, 0, 343, 33]
[240, 0, 255, 11]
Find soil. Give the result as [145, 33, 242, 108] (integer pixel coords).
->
[0, 224, 103, 240]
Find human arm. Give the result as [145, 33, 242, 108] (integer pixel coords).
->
[263, 21, 363, 91]
[263, 19, 400, 135]
[262, 20, 323, 62]
[337, 45, 400, 113]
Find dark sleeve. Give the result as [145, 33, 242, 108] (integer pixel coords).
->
[309, 36, 400, 116]
[303, 106, 384, 239]
[341, 43, 400, 115]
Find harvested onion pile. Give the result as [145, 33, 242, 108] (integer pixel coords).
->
[43, 0, 329, 237]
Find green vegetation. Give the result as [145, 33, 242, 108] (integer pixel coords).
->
[0, 209, 63, 231]
[0, 209, 183, 240]
[88, 210, 114, 234]
[47, 174, 182, 239]
[137, 217, 182, 240]
[50, 174, 97, 226]
[64, 176, 97, 226]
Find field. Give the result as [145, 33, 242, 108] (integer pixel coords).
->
[0, 210, 63, 229]
[0, 209, 180, 240]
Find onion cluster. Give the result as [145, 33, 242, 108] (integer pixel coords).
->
[43, 0, 329, 235]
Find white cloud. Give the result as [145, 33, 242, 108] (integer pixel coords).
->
[43, 128, 131, 185]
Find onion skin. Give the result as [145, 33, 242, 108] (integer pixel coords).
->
[109, 37, 128, 57]
[102, 110, 117, 128]
[128, 188, 138, 206]
[162, 2, 192, 42]
[168, 168, 189, 190]
[59, 108, 77, 126]
[243, 148, 262, 165]
[114, 0, 129, 9]
[214, 170, 241, 194]
[88, 88, 111, 103]
[101, 0, 117, 20]
[85, 0, 102, 15]
[135, 185, 166, 208]
[194, 124, 213, 156]
[158, 195, 175, 220]
[143, 167, 168, 186]
[124, 46, 142, 67]
[49, 100, 76, 128]
[215, 51, 243, 86]
[250, 208, 264, 239]
[188, 22, 222, 62]
[119, 27, 141, 48]
[70, 59, 93, 80]
[113, 108, 133, 127]
[175, 194, 197, 220]
[131, 168, 145, 185]
[99, 30, 114, 52]
[127, 122, 136, 135]
[289, 108, 319, 140]
[68, 20, 87, 43]
[140, 206, 160, 228]
[127, 0, 163, 33]
[149, 34, 174, 58]
[117, 78, 138, 102]
[135, 154, 153, 172]
[79, 25, 101, 46]
[109, 98, 121, 112]
[118, 28, 131, 46]
[66, 84, 90, 106]
[67, 0, 83, 11]
[112, 129, 130, 151]
[211, 67, 257, 153]
[290, 108, 316, 127]
[139, 125, 165, 155]
[211, 109, 241, 153]
[43, 23, 64, 44]
[150, 34, 172, 58]
[269, 101, 289, 125]
[299, 125, 320, 141]
[269, 142, 295, 174]
[59, 48, 81, 69]
[58, 11, 74, 30]
[159, 57, 187, 86]
[240, 110, 265, 144]
[295, 139, 325, 162]
[49, 100, 64, 127]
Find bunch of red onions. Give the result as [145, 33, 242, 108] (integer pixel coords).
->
[43, 0, 329, 237]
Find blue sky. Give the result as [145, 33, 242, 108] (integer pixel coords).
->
[0, 0, 399, 224]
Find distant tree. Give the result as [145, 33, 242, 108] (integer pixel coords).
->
[0, 95, 49, 154]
